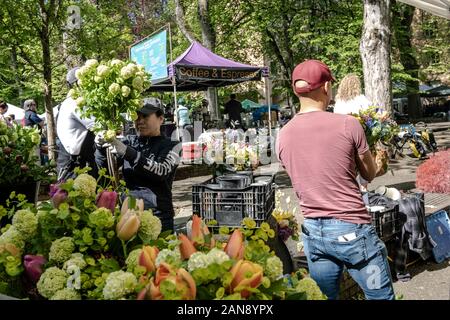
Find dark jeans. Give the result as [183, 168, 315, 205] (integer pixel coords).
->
[122, 189, 174, 233]
[302, 218, 395, 300]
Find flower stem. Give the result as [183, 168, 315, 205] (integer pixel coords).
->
[121, 240, 128, 258]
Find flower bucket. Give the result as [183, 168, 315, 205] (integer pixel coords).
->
[0, 180, 40, 206]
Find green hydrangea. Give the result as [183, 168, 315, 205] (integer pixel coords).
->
[49, 237, 75, 265]
[12, 209, 38, 240]
[125, 248, 143, 273]
[295, 277, 327, 300]
[0, 226, 25, 250]
[50, 288, 81, 300]
[73, 174, 97, 198]
[264, 256, 284, 281]
[138, 210, 162, 243]
[187, 252, 212, 272]
[155, 248, 182, 268]
[37, 267, 68, 299]
[102, 271, 138, 300]
[89, 208, 114, 229]
[63, 253, 87, 272]
[206, 248, 230, 265]
[37, 210, 59, 229]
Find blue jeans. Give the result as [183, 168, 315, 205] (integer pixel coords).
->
[302, 218, 395, 300]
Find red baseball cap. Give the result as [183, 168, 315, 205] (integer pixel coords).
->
[292, 59, 335, 94]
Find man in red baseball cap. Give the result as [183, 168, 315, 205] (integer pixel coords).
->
[276, 59, 395, 300]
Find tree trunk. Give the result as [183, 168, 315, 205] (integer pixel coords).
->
[360, 0, 393, 112]
[197, 0, 219, 120]
[10, 46, 23, 105]
[174, 0, 197, 43]
[198, 0, 215, 50]
[393, 4, 422, 119]
[40, 14, 56, 160]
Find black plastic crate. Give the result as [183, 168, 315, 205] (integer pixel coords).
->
[192, 174, 275, 229]
[369, 203, 401, 241]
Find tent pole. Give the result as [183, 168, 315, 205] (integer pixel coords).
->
[264, 57, 272, 140]
[168, 23, 180, 141]
[268, 76, 272, 139]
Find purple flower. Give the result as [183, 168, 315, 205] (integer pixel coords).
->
[278, 226, 294, 242]
[96, 190, 118, 213]
[24, 255, 47, 283]
[49, 183, 60, 197]
[50, 184, 68, 208]
[365, 118, 374, 128]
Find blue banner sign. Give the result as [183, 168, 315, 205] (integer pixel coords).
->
[130, 30, 168, 81]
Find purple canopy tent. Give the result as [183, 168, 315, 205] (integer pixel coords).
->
[148, 41, 268, 92]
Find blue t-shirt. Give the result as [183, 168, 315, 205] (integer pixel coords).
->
[177, 105, 191, 126]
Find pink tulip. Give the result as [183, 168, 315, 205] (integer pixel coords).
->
[116, 209, 141, 241]
[191, 215, 215, 248]
[24, 255, 47, 283]
[51, 189, 68, 209]
[229, 260, 263, 298]
[121, 197, 144, 215]
[224, 229, 245, 260]
[139, 246, 159, 274]
[96, 190, 118, 213]
[178, 234, 197, 260]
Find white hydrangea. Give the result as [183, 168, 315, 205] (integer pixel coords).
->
[206, 248, 230, 265]
[85, 59, 99, 68]
[63, 253, 87, 272]
[264, 256, 284, 281]
[102, 271, 138, 300]
[155, 248, 182, 268]
[138, 210, 162, 243]
[73, 174, 97, 198]
[96, 65, 110, 77]
[187, 252, 212, 272]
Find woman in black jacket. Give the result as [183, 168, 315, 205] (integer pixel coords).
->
[95, 100, 181, 232]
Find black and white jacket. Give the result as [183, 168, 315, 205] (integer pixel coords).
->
[96, 135, 181, 217]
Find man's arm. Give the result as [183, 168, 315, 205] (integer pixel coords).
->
[355, 149, 377, 182]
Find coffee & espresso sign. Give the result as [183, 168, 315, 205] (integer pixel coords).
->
[176, 65, 261, 81]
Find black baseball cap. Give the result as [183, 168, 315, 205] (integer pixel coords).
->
[138, 98, 163, 115]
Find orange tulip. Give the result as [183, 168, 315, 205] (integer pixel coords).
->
[191, 215, 215, 248]
[137, 284, 150, 300]
[139, 245, 159, 274]
[116, 209, 141, 241]
[149, 263, 196, 300]
[229, 260, 263, 298]
[178, 234, 197, 260]
[224, 229, 245, 260]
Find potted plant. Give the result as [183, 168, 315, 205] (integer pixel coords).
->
[0, 122, 55, 206]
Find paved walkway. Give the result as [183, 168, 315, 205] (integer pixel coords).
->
[172, 121, 450, 299]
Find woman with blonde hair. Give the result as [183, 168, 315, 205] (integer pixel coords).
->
[334, 73, 371, 115]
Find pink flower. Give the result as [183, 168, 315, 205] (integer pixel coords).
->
[24, 255, 47, 283]
[96, 190, 118, 213]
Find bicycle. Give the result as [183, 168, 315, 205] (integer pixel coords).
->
[391, 123, 431, 159]
[412, 122, 438, 153]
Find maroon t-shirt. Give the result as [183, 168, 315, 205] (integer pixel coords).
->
[276, 111, 371, 224]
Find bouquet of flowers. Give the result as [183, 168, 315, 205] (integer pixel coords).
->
[0, 170, 326, 300]
[351, 106, 399, 150]
[352, 106, 399, 174]
[0, 122, 54, 187]
[271, 190, 300, 242]
[199, 129, 260, 172]
[69, 58, 151, 133]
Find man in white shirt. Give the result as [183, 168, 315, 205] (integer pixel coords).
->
[56, 67, 97, 180]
